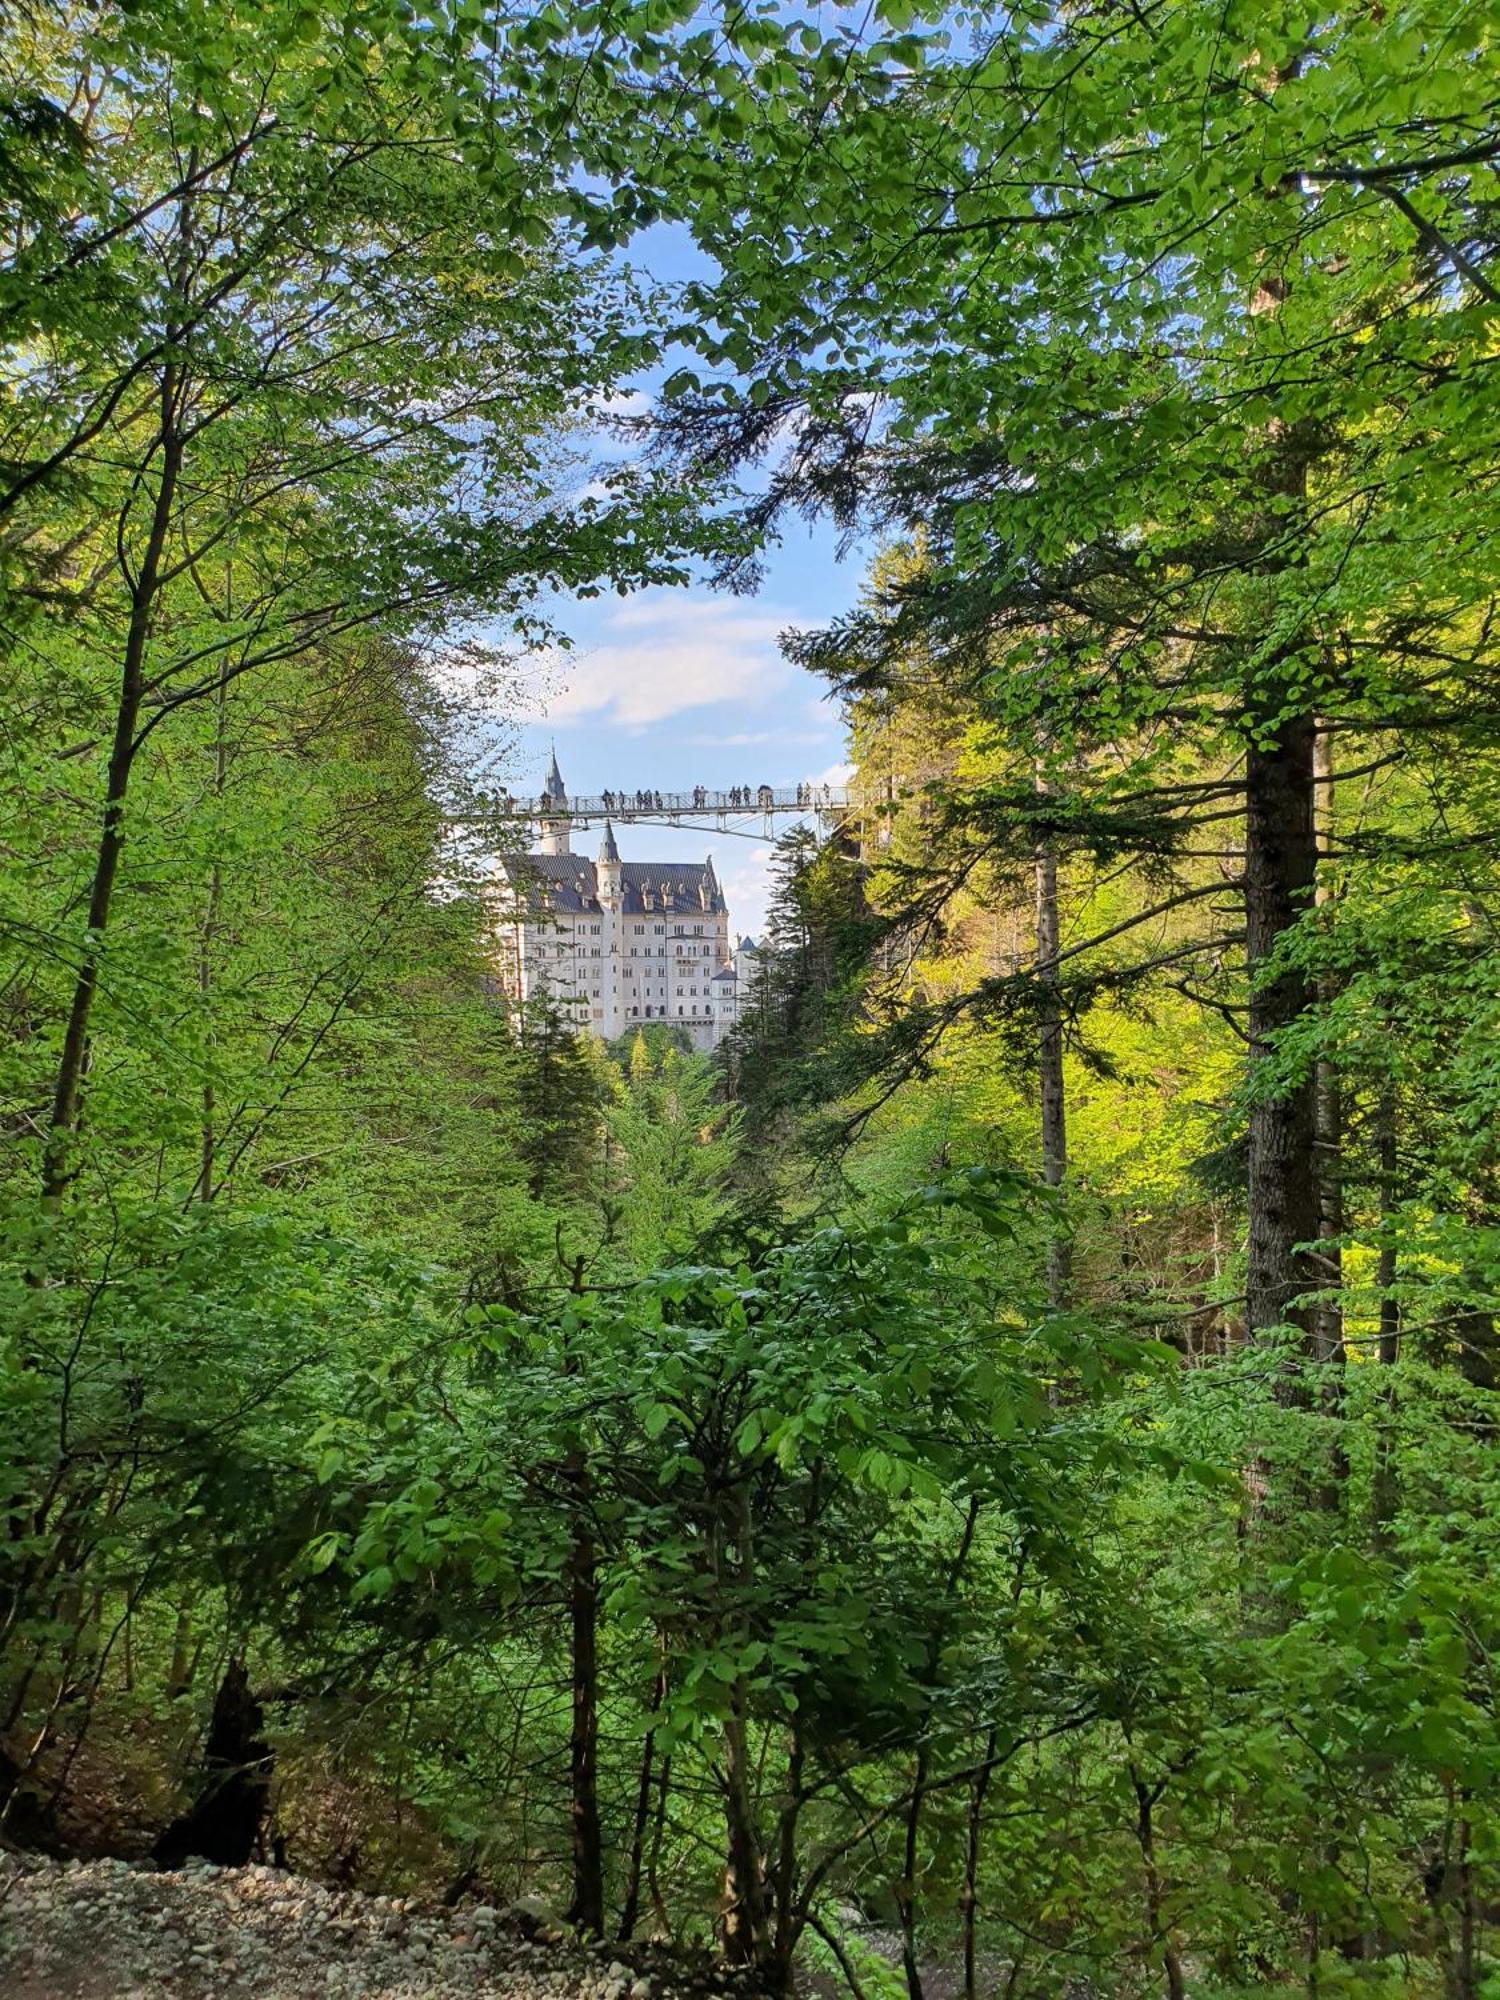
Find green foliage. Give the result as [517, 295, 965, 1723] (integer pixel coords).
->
[3, 4, 1500, 1998]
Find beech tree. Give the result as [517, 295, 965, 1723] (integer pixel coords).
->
[542, 0, 1500, 1370]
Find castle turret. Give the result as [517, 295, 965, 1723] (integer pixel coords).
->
[597, 820, 622, 906]
[538, 746, 570, 855]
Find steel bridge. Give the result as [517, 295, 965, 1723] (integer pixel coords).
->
[483, 782, 876, 838]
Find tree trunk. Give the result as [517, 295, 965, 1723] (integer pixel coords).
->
[564, 1255, 604, 1937]
[565, 1484, 605, 1935]
[896, 1744, 929, 2000]
[1455, 1817, 1478, 2000]
[1377, 1093, 1401, 1370]
[960, 1723, 998, 2000]
[1244, 711, 1321, 1379]
[1372, 1087, 1402, 1541]
[1311, 725, 1345, 1379]
[1310, 725, 1347, 1504]
[1130, 1767, 1186, 2000]
[721, 1689, 770, 1966]
[41, 365, 182, 1204]
[1034, 788, 1070, 1309]
[618, 1650, 668, 1941]
[646, 1747, 673, 1933]
[197, 648, 232, 1201]
[720, 1480, 770, 1970]
[769, 1721, 805, 1988]
[167, 1607, 195, 1701]
[897, 1495, 982, 2000]
[153, 1659, 272, 1869]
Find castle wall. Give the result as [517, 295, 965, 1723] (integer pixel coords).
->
[495, 827, 747, 1048]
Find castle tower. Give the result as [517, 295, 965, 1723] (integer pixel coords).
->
[597, 819, 622, 906]
[597, 821, 623, 1036]
[538, 746, 570, 856]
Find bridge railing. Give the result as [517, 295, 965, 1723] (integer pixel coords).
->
[489, 786, 865, 819]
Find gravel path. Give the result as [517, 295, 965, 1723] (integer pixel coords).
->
[0, 1855, 761, 2000]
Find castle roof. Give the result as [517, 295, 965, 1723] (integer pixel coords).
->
[502, 852, 727, 915]
[598, 820, 620, 864]
[543, 747, 566, 801]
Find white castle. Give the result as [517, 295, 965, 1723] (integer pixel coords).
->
[494, 753, 760, 1050]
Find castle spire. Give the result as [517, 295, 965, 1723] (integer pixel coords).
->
[597, 819, 622, 909]
[537, 745, 570, 856]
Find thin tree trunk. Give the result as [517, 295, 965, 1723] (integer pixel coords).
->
[1455, 1816, 1478, 2000]
[167, 1606, 195, 1700]
[805, 1912, 871, 2000]
[565, 1464, 604, 1934]
[1244, 711, 1321, 1379]
[896, 1743, 929, 2000]
[770, 1721, 805, 1986]
[1377, 1093, 1401, 1369]
[42, 148, 198, 1205]
[646, 1748, 673, 1933]
[1034, 781, 1070, 1309]
[1311, 725, 1345, 1378]
[1130, 1766, 1186, 2000]
[1311, 725, 1347, 1504]
[896, 1496, 982, 2000]
[721, 1694, 770, 1965]
[564, 1255, 604, 1937]
[960, 1723, 998, 2000]
[196, 645, 231, 1201]
[618, 1650, 669, 1941]
[41, 364, 182, 1204]
[720, 1480, 770, 1970]
[1372, 1087, 1402, 1541]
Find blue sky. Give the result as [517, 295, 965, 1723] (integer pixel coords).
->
[499, 226, 876, 938]
[509, 517, 866, 938]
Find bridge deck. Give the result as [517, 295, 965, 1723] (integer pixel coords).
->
[491, 785, 865, 820]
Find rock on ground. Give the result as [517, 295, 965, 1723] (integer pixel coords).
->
[0, 1854, 760, 2000]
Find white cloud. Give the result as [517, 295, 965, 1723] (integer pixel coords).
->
[682, 728, 826, 749]
[524, 592, 793, 730]
[589, 387, 652, 422]
[717, 846, 776, 939]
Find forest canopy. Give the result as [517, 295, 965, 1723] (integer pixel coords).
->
[2, 3, 1499, 1997]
